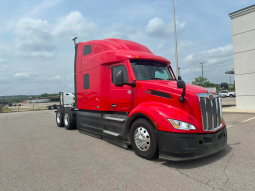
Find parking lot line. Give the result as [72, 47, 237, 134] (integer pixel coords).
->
[241, 116, 255, 123]
[226, 116, 255, 128]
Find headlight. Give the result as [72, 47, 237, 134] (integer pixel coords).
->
[167, 119, 196, 130]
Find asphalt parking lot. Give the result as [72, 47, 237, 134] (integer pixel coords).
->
[1, 110, 255, 191]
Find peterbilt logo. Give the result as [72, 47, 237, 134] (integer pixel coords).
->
[209, 94, 214, 99]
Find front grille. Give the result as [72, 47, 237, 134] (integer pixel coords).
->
[199, 96, 222, 131]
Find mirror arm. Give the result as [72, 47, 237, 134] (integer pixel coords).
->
[179, 87, 186, 103]
[123, 82, 136, 87]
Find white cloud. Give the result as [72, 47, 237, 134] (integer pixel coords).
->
[103, 22, 136, 39]
[27, 0, 64, 17]
[14, 72, 33, 77]
[183, 44, 233, 66]
[14, 18, 55, 59]
[145, 17, 186, 38]
[47, 75, 63, 80]
[52, 11, 97, 39]
[12, 11, 97, 59]
[181, 44, 234, 82]
[171, 40, 195, 54]
[181, 68, 202, 75]
[67, 75, 74, 80]
[15, 51, 55, 58]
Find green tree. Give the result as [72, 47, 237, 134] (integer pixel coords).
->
[192, 76, 208, 86]
[192, 76, 219, 90]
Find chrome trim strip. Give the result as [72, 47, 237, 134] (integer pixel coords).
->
[215, 97, 218, 126]
[103, 130, 119, 136]
[199, 97, 205, 131]
[219, 97, 222, 119]
[214, 124, 223, 131]
[104, 117, 125, 122]
[197, 93, 221, 98]
[211, 99, 214, 130]
[205, 97, 208, 130]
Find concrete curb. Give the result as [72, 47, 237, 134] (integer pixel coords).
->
[222, 106, 255, 114]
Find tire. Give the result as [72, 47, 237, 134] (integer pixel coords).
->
[130, 118, 159, 160]
[56, 108, 64, 127]
[230, 94, 233, 97]
[63, 109, 76, 130]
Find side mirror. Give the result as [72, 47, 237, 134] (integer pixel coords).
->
[177, 80, 186, 88]
[221, 82, 229, 89]
[177, 79, 186, 103]
[115, 71, 124, 87]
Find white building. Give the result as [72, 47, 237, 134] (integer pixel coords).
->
[229, 4, 255, 110]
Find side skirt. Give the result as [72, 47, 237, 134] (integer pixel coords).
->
[79, 128, 102, 139]
[77, 110, 129, 149]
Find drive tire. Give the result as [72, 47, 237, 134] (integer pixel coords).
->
[63, 109, 76, 130]
[230, 94, 233, 97]
[56, 108, 64, 127]
[130, 118, 159, 160]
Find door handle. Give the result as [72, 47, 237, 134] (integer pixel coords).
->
[111, 104, 116, 107]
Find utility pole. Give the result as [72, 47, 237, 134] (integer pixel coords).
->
[172, 0, 179, 78]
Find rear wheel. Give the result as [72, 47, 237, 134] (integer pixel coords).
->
[130, 119, 159, 160]
[56, 108, 64, 127]
[64, 109, 76, 130]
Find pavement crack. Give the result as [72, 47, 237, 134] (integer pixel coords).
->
[221, 152, 234, 188]
[167, 166, 229, 191]
[173, 168, 216, 190]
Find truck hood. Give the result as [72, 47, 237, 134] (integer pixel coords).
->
[139, 80, 209, 95]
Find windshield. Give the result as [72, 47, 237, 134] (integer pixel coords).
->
[130, 59, 173, 80]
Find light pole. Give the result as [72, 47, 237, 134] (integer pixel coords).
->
[200, 62, 204, 86]
[230, 76, 231, 91]
[172, 0, 179, 78]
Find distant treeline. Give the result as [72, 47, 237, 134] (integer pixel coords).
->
[0, 93, 60, 103]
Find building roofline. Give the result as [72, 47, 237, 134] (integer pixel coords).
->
[229, 4, 255, 19]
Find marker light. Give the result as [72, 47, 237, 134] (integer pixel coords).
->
[168, 119, 196, 130]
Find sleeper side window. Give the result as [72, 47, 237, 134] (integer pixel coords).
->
[83, 45, 92, 56]
[83, 74, 89, 89]
[111, 65, 129, 85]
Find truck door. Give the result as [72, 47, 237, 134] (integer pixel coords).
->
[110, 63, 131, 112]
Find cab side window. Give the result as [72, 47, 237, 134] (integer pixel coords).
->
[112, 65, 129, 85]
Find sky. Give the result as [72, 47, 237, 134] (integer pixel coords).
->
[0, 0, 254, 96]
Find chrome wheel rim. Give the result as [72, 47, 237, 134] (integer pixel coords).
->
[134, 127, 150, 151]
[64, 113, 69, 126]
[56, 112, 61, 123]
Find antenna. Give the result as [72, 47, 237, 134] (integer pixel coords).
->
[72, 37, 78, 48]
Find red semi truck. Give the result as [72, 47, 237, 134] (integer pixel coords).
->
[56, 38, 228, 161]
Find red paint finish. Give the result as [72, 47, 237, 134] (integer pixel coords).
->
[76, 38, 224, 134]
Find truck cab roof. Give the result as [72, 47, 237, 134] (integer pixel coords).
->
[78, 38, 170, 64]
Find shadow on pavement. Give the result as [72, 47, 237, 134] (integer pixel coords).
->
[152, 145, 232, 169]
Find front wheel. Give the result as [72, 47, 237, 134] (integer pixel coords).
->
[230, 94, 233, 97]
[130, 119, 159, 160]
